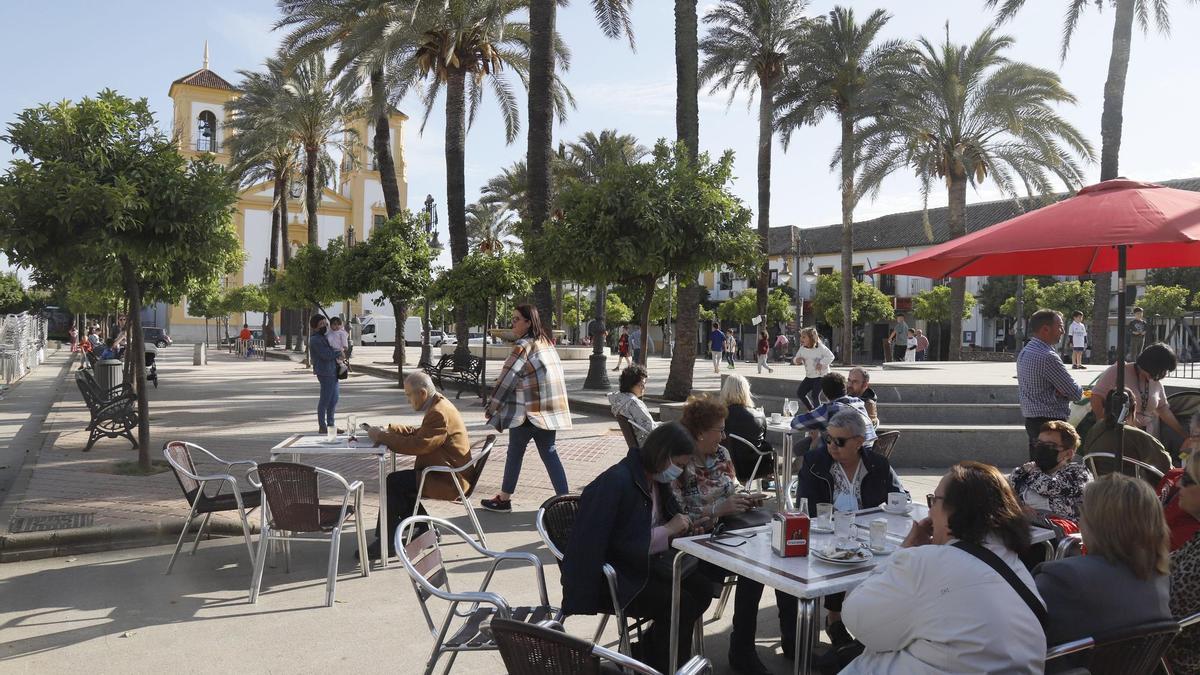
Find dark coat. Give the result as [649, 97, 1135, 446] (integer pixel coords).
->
[308, 332, 341, 378]
[796, 446, 905, 516]
[725, 404, 773, 483]
[561, 450, 682, 615]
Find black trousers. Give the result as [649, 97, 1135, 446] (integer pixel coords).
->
[374, 470, 427, 552]
[796, 377, 822, 411]
[892, 344, 907, 362]
[624, 571, 713, 674]
[1024, 416, 1064, 461]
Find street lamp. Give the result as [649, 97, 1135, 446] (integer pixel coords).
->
[419, 194, 442, 368]
[344, 225, 356, 323]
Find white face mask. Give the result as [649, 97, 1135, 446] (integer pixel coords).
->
[655, 463, 683, 483]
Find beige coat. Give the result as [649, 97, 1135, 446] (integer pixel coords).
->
[376, 394, 474, 500]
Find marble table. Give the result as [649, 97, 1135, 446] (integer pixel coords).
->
[669, 504, 1056, 675]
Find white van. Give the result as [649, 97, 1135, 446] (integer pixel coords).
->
[358, 315, 395, 344]
[403, 316, 425, 345]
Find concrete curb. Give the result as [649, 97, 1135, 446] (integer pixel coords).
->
[0, 517, 257, 562]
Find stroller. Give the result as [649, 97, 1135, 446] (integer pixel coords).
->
[144, 343, 158, 387]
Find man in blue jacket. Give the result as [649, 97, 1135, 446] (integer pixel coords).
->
[309, 314, 344, 434]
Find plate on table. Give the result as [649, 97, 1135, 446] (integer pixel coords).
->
[812, 546, 874, 565]
[867, 543, 899, 556]
[317, 437, 344, 445]
[810, 524, 834, 534]
[882, 503, 914, 515]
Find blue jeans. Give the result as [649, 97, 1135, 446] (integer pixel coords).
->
[317, 375, 339, 431]
[501, 420, 569, 495]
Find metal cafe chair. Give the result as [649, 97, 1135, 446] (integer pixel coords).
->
[248, 461, 368, 607]
[397, 515, 560, 675]
[1046, 619, 1181, 675]
[489, 617, 712, 675]
[408, 434, 496, 547]
[535, 494, 653, 654]
[162, 441, 259, 575]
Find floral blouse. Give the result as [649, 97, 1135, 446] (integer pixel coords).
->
[1167, 532, 1200, 674]
[1008, 461, 1093, 521]
[672, 446, 740, 535]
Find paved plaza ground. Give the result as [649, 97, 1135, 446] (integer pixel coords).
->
[0, 342, 1194, 673]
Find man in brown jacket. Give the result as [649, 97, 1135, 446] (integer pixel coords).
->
[362, 371, 473, 560]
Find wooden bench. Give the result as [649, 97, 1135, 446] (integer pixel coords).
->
[422, 354, 485, 399]
[74, 370, 138, 451]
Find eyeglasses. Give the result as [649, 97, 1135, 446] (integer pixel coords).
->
[1032, 441, 1066, 453]
[823, 433, 856, 448]
[710, 521, 756, 547]
[926, 493, 946, 508]
[1184, 472, 1197, 488]
[709, 427, 727, 438]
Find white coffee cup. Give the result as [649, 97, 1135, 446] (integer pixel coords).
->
[887, 492, 911, 511]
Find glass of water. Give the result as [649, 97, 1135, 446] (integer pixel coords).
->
[326, 426, 336, 442]
[816, 503, 834, 530]
[833, 510, 855, 549]
[347, 415, 357, 440]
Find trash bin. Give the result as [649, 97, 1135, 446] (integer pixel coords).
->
[95, 359, 124, 392]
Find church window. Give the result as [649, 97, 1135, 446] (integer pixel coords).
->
[196, 111, 218, 152]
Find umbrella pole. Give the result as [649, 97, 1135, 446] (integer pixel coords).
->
[1112, 245, 1128, 465]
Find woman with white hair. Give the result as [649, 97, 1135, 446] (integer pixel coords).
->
[719, 374, 774, 485]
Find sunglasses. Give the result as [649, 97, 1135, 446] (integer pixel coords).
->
[823, 433, 855, 448]
[1032, 441, 1066, 453]
[709, 521, 757, 547]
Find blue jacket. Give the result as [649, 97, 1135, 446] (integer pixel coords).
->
[309, 331, 340, 378]
[796, 446, 905, 516]
[561, 450, 682, 615]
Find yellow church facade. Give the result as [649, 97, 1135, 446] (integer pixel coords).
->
[161, 53, 409, 342]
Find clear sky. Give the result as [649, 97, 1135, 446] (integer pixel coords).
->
[3, 0, 1200, 274]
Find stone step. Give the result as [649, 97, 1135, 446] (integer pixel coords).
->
[739, 374, 1020, 405]
[764, 424, 1029, 469]
[751, 395, 1024, 426]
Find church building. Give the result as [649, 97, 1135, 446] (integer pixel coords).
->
[160, 47, 409, 342]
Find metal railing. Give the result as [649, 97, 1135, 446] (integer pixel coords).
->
[1144, 312, 1199, 379]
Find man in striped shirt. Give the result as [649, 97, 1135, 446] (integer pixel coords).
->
[1017, 309, 1083, 459]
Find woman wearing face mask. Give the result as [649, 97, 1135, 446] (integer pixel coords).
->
[308, 314, 344, 434]
[1091, 342, 1187, 440]
[561, 423, 710, 673]
[1009, 421, 1092, 529]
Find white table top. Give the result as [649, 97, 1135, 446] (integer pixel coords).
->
[270, 433, 385, 455]
[673, 504, 1055, 599]
[765, 420, 796, 433]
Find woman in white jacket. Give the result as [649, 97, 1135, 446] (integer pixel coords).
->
[791, 327, 835, 410]
[840, 461, 1047, 674]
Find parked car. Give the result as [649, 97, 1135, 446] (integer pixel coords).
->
[428, 329, 448, 346]
[143, 326, 172, 348]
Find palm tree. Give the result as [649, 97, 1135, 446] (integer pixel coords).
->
[276, 51, 360, 246]
[276, 0, 408, 219]
[775, 6, 911, 363]
[984, 0, 1195, 358]
[860, 27, 1094, 360]
[700, 0, 809, 324]
[562, 129, 648, 182]
[665, 0, 701, 401]
[528, 0, 635, 324]
[381, 0, 572, 358]
[466, 202, 519, 255]
[226, 56, 303, 347]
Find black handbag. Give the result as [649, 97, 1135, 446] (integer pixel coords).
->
[336, 361, 350, 380]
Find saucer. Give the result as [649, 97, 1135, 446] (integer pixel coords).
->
[882, 504, 913, 515]
[810, 524, 834, 534]
[868, 542, 899, 555]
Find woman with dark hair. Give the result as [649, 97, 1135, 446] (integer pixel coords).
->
[481, 304, 572, 513]
[561, 423, 711, 673]
[308, 313, 343, 434]
[609, 365, 656, 446]
[1034, 474, 1172, 649]
[840, 461, 1046, 674]
[1091, 342, 1186, 440]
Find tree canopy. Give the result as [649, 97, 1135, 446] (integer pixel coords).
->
[811, 273, 893, 327]
[1139, 285, 1194, 318]
[717, 288, 792, 326]
[430, 252, 533, 326]
[913, 285, 976, 323]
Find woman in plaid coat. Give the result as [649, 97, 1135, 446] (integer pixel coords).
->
[481, 304, 572, 512]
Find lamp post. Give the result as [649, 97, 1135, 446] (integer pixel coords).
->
[419, 194, 442, 367]
[344, 225, 356, 324]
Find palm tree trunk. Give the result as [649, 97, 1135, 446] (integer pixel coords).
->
[839, 116, 855, 365]
[446, 70, 471, 361]
[372, 68, 402, 220]
[947, 175, 968, 361]
[266, 173, 283, 348]
[1090, 0, 1135, 364]
[666, 0, 701, 402]
[281, 177, 294, 350]
[528, 0, 557, 325]
[305, 145, 320, 247]
[755, 75, 773, 324]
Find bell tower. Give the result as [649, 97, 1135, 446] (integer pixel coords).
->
[168, 41, 240, 166]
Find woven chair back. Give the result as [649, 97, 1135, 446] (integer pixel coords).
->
[163, 441, 201, 498]
[490, 618, 601, 675]
[258, 462, 323, 532]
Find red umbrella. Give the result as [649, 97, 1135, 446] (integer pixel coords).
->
[870, 179, 1200, 461]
